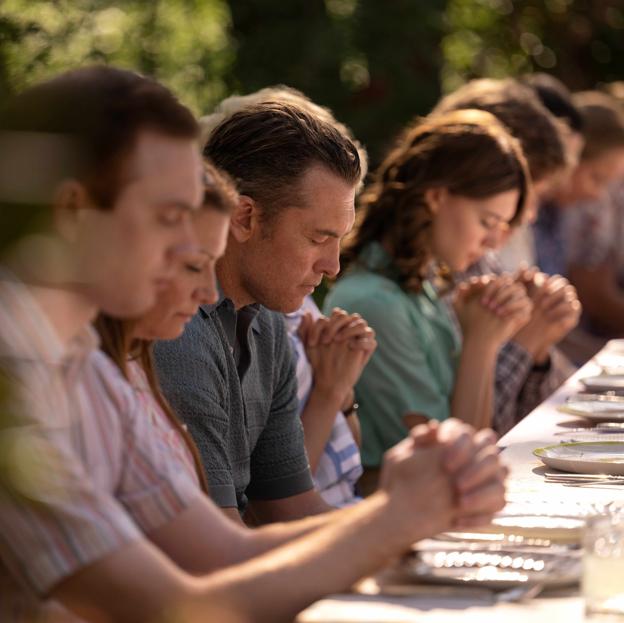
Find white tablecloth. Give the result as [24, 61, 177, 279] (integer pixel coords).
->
[297, 341, 624, 622]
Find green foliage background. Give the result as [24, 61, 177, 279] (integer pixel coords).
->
[2, 0, 624, 165]
[1, 1, 624, 441]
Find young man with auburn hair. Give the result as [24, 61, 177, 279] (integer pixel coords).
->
[0, 67, 507, 622]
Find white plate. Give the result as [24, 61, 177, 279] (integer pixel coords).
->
[558, 399, 624, 421]
[534, 441, 624, 475]
[581, 375, 624, 393]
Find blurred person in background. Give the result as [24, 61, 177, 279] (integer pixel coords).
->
[552, 88, 624, 363]
[535, 90, 624, 277]
[325, 110, 531, 491]
[0, 66, 508, 623]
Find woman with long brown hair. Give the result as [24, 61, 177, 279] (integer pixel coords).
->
[325, 109, 533, 477]
[95, 162, 237, 492]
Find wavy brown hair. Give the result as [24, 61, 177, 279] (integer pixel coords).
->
[340, 109, 530, 293]
[95, 161, 238, 494]
[433, 78, 568, 183]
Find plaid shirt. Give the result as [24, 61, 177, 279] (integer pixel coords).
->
[284, 297, 362, 507]
[0, 272, 202, 621]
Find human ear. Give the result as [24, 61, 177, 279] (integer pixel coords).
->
[229, 194, 261, 243]
[52, 179, 92, 243]
[423, 187, 447, 215]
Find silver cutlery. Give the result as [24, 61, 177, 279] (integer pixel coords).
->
[545, 472, 624, 487]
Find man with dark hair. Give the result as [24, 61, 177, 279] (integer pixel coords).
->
[155, 100, 364, 521]
[0, 68, 507, 622]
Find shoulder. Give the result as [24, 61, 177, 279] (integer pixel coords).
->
[86, 350, 141, 417]
[154, 308, 226, 369]
[326, 271, 411, 322]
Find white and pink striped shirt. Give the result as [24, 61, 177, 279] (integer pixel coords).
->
[0, 273, 202, 621]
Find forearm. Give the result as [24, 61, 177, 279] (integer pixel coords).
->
[300, 386, 345, 470]
[512, 326, 549, 364]
[196, 492, 417, 623]
[451, 338, 498, 429]
[242, 503, 348, 558]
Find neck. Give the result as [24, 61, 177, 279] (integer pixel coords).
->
[216, 252, 256, 310]
[27, 284, 96, 348]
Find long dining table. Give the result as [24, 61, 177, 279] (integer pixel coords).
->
[297, 340, 624, 622]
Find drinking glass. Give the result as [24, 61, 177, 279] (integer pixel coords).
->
[583, 512, 624, 620]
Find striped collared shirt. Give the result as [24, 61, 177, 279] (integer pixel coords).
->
[0, 272, 202, 621]
[284, 297, 363, 507]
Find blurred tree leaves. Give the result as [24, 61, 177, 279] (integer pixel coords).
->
[442, 0, 624, 92]
[0, 0, 234, 115]
[3, 0, 624, 168]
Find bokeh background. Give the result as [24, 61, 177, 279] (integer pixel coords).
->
[2, 0, 624, 166]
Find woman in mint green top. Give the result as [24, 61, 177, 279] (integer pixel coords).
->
[326, 110, 533, 468]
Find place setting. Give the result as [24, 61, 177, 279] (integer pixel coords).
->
[534, 387, 624, 483]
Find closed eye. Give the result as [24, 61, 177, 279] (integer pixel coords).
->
[310, 236, 329, 245]
[480, 217, 509, 232]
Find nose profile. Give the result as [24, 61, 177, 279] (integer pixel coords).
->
[199, 274, 219, 305]
[316, 243, 341, 278]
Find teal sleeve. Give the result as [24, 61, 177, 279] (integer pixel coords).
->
[326, 286, 450, 466]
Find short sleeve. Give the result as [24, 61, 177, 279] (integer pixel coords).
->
[326, 283, 453, 466]
[0, 364, 141, 596]
[353, 290, 451, 419]
[153, 320, 238, 508]
[246, 318, 314, 500]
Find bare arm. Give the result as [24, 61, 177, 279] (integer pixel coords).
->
[452, 277, 532, 429]
[248, 488, 333, 523]
[299, 384, 345, 470]
[451, 336, 498, 429]
[569, 261, 624, 335]
[298, 310, 376, 470]
[52, 420, 506, 623]
[51, 460, 450, 623]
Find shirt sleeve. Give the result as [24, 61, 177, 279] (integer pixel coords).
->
[246, 316, 314, 500]
[329, 287, 451, 469]
[516, 347, 574, 422]
[357, 289, 449, 419]
[0, 366, 141, 596]
[493, 340, 535, 436]
[493, 342, 574, 436]
[153, 320, 239, 509]
[96, 355, 205, 532]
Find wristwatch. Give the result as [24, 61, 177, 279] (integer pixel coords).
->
[343, 401, 359, 418]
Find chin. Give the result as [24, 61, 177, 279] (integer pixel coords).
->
[161, 324, 186, 341]
[257, 290, 305, 314]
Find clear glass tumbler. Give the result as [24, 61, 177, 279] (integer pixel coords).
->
[583, 513, 624, 620]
